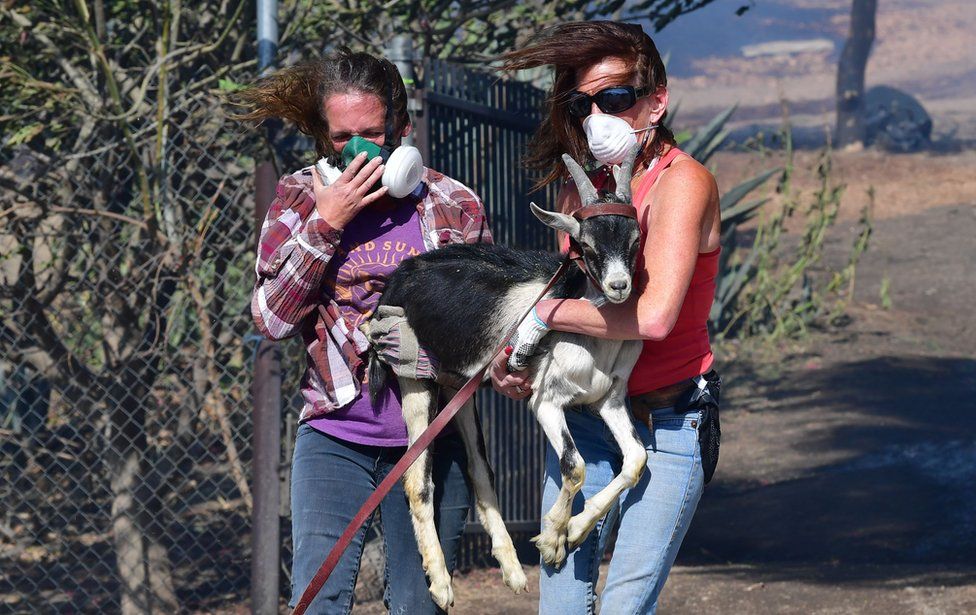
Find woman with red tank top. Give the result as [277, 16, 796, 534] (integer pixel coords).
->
[494, 22, 723, 614]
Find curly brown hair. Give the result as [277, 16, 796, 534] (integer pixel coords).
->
[500, 21, 674, 190]
[233, 47, 409, 159]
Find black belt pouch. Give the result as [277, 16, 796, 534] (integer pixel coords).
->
[676, 370, 722, 484]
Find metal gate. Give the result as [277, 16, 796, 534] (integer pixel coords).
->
[418, 59, 558, 564]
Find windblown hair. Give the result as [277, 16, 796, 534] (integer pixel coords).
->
[234, 47, 410, 158]
[500, 21, 675, 190]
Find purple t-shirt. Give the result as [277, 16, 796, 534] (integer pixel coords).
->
[308, 199, 425, 446]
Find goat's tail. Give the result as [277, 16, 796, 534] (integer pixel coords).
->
[367, 347, 389, 405]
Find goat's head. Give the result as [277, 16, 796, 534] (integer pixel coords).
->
[530, 145, 641, 304]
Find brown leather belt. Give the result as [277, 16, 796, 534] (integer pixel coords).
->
[629, 378, 696, 429]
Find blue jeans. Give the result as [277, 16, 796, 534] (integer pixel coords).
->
[539, 406, 704, 615]
[289, 423, 472, 614]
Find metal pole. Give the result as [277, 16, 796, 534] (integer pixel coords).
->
[257, 0, 278, 77]
[387, 34, 415, 92]
[252, 1, 280, 614]
[386, 35, 423, 150]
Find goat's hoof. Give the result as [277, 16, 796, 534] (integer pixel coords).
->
[566, 513, 599, 551]
[429, 577, 454, 611]
[502, 564, 528, 594]
[532, 526, 568, 569]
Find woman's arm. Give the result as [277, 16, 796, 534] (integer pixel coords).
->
[250, 174, 342, 341]
[460, 192, 494, 245]
[538, 157, 719, 341]
[251, 155, 388, 340]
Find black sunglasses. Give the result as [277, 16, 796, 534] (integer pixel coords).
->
[566, 85, 650, 119]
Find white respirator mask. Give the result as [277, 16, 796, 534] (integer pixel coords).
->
[583, 113, 658, 166]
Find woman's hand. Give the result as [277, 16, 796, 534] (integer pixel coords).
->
[490, 348, 533, 400]
[313, 152, 388, 229]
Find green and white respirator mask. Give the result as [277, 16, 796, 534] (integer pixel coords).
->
[315, 78, 425, 199]
[316, 136, 424, 199]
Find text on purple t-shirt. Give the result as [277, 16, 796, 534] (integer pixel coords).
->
[308, 199, 425, 446]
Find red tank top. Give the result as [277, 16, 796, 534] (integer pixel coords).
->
[626, 147, 718, 395]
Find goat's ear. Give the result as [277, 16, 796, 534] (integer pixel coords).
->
[530, 202, 580, 238]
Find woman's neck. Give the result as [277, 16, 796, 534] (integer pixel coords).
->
[632, 141, 672, 184]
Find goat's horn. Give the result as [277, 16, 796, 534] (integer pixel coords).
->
[614, 143, 641, 204]
[561, 153, 599, 205]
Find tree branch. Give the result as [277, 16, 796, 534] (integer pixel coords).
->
[2, 7, 103, 112]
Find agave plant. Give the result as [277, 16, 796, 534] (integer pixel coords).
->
[679, 107, 872, 341]
[670, 105, 781, 333]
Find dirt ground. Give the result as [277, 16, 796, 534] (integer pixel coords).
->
[355, 1, 976, 612]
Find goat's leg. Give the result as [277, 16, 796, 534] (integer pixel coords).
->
[399, 378, 454, 610]
[566, 382, 647, 551]
[530, 398, 585, 569]
[453, 397, 528, 594]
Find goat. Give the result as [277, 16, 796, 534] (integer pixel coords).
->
[365, 148, 647, 610]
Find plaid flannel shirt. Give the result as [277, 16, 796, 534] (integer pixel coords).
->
[251, 166, 493, 422]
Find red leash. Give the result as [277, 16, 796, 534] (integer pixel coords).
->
[292, 255, 573, 614]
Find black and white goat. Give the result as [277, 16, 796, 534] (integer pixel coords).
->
[366, 148, 647, 610]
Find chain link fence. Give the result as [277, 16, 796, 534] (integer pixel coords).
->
[0, 53, 555, 610]
[0, 65, 308, 611]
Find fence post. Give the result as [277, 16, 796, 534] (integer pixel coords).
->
[388, 35, 429, 160]
[252, 1, 281, 613]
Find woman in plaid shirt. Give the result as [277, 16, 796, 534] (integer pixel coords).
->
[238, 48, 491, 614]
